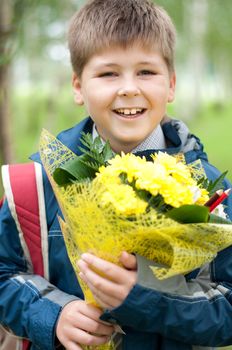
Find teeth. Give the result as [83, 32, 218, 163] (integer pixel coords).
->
[115, 108, 143, 115]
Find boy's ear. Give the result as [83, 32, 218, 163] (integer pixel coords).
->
[72, 73, 84, 105]
[168, 72, 176, 103]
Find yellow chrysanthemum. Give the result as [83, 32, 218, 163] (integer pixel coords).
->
[107, 153, 147, 182]
[152, 151, 178, 167]
[159, 176, 195, 207]
[96, 165, 121, 185]
[100, 183, 147, 215]
[95, 151, 209, 211]
[134, 162, 167, 196]
[152, 152, 194, 185]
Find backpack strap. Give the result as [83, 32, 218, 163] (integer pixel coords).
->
[1, 162, 49, 350]
[0, 197, 4, 208]
[1, 162, 49, 279]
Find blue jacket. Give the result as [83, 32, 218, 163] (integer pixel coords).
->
[1, 117, 232, 350]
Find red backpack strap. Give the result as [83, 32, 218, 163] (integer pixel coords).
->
[1, 162, 49, 350]
[0, 197, 4, 208]
[1, 162, 49, 280]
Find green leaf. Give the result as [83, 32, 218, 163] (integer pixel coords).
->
[198, 171, 228, 196]
[102, 140, 115, 162]
[166, 204, 209, 224]
[52, 132, 115, 185]
[53, 154, 96, 185]
[52, 168, 75, 186]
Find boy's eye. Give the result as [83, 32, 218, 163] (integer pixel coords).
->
[98, 72, 118, 78]
[138, 70, 156, 76]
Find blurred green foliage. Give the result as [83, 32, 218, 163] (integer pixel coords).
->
[188, 102, 232, 182]
[167, 101, 232, 183]
[11, 87, 86, 162]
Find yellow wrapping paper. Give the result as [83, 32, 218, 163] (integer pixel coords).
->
[39, 129, 232, 302]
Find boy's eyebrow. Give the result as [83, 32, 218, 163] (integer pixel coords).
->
[138, 61, 157, 65]
[95, 63, 120, 69]
[95, 61, 158, 69]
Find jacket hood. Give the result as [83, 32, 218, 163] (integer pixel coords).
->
[167, 118, 201, 153]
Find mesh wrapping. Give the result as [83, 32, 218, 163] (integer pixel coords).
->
[40, 129, 232, 306]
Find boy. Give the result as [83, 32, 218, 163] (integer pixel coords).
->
[1, 0, 232, 349]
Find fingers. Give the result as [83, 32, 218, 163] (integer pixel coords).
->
[74, 311, 113, 335]
[78, 254, 137, 309]
[68, 328, 110, 347]
[68, 302, 113, 335]
[77, 301, 103, 321]
[66, 341, 83, 350]
[61, 328, 110, 350]
[79, 272, 121, 309]
[119, 251, 137, 270]
[56, 300, 113, 349]
[79, 253, 135, 284]
[78, 259, 126, 299]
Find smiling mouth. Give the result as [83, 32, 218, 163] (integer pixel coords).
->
[113, 108, 146, 117]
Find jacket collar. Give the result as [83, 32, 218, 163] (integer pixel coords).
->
[30, 116, 207, 164]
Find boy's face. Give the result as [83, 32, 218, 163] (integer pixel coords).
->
[72, 44, 176, 153]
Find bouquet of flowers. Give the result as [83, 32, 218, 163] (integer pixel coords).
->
[39, 129, 232, 308]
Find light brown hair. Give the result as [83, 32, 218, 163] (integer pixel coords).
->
[68, 0, 176, 76]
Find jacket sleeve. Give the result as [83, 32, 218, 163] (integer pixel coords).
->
[0, 199, 78, 350]
[101, 251, 232, 347]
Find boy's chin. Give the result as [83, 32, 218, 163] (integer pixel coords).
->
[110, 138, 143, 154]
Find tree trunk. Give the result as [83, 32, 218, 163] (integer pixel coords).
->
[0, 0, 13, 165]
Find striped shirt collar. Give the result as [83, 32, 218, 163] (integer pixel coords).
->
[92, 123, 166, 153]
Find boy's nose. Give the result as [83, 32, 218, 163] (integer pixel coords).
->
[117, 82, 141, 97]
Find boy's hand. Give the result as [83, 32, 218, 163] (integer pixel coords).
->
[77, 251, 137, 309]
[56, 300, 113, 350]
